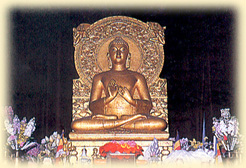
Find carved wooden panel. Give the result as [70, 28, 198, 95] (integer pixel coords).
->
[73, 16, 165, 88]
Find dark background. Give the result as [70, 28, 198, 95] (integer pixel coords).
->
[10, 8, 235, 143]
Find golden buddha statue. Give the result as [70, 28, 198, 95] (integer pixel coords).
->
[71, 37, 167, 132]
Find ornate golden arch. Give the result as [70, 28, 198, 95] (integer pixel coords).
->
[72, 16, 168, 131]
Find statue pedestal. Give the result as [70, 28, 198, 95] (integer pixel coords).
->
[69, 131, 172, 163]
[69, 130, 170, 141]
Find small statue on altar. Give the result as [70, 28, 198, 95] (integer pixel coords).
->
[91, 148, 100, 160]
[80, 147, 91, 163]
[71, 37, 166, 132]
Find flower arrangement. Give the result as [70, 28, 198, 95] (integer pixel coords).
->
[4, 106, 36, 152]
[38, 131, 78, 164]
[212, 108, 240, 152]
[99, 140, 143, 158]
[143, 137, 161, 161]
[38, 131, 62, 161]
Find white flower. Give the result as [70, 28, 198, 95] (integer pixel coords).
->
[23, 117, 36, 137]
[21, 141, 36, 150]
[228, 117, 239, 137]
[45, 136, 49, 142]
[56, 136, 61, 146]
[219, 120, 228, 137]
[45, 149, 51, 155]
[49, 135, 54, 143]
[4, 120, 14, 135]
[41, 138, 46, 144]
[52, 131, 58, 138]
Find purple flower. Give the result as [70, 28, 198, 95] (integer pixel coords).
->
[5, 106, 14, 123]
[13, 115, 21, 134]
[20, 141, 25, 147]
[26, 143, 40, 157]
[20, 117, 27, 124]
[127, 141, 137, 147]
[118, 140, 125, 145]
[7, 135, 17, 142]
[111, 140, 117, 144]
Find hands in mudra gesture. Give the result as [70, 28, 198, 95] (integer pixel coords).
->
[107, 79, 137, 107]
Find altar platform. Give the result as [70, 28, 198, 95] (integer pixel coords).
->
[69, 131, 172, 159]
[69, 130, 170, 141]
[69, 139, 172, 160]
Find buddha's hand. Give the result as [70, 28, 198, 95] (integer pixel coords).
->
[107, 79, 118, 99]
[118, 87, 137, 106]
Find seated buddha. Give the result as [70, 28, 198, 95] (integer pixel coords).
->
[71, 37, 167, 132]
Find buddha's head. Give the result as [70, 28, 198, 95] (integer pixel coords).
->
[107, 37, 131, 69]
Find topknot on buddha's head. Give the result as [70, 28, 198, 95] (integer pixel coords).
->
[108, 37, 129, 50]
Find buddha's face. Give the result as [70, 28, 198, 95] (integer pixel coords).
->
[109, 43, 129, 66]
